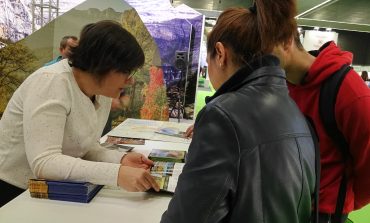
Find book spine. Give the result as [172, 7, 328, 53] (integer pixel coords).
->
[29, 179, 48, 194]
[30, 192, 49, 199]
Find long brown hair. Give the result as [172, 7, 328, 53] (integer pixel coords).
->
[207, 0, 297, 66]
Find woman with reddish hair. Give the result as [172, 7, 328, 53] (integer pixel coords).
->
[161, 1, 316, 222]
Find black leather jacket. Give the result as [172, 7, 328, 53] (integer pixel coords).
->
[161, 55, 316, 223]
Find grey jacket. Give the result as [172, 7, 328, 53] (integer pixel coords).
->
[161, 55, 316, 223]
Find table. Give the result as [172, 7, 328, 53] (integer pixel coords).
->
[1, 118, 369, 223]
[0, 186, 173, 223]
[0, 120, 191, 223]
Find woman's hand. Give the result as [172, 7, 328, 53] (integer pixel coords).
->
[121, 152, 153, 170]
[117, 166, 160, 192]
[184, 124, 194, 138]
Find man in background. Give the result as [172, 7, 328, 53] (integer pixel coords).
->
[44, 35, 78, 66]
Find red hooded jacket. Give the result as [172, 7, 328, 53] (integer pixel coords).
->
[288, 42, 370, 213]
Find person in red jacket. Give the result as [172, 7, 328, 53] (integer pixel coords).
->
[186, 10, 370, 223]
[182, 1, 370, 222]
[272, 36, 370, 222]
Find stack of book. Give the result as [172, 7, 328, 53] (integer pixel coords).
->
[28, 179, 103, 203]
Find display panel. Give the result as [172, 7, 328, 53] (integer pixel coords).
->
[0, 0, 204, 126]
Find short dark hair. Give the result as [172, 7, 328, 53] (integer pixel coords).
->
[68, 20, 145, 80]
[60, 35, 78, 49]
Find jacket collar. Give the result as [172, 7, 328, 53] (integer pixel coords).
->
[206, 55, 283, 103]
[309, 41, 331, 57]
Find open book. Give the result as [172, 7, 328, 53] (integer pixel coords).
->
[107, 118, 191, 143]
[148, 149, 186, 193]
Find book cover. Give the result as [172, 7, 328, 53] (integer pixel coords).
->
[47, 180, 101, 195]
[100, 142, 134, 152]
[148, 149, 187, 193]
[105, 136, 145, 145]
[154, 127, 186, 138]
[28, 179, 103, 203]
[28, 178, 48, 194]
[49, 184, 102, 203]
[148, 149, 186, 163]
[30, 185, 102, 203]
[150, 161, 185, 193]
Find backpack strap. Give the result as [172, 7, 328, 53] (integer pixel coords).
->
[305, 116, 320, 223]
[319, 64, 352, 223]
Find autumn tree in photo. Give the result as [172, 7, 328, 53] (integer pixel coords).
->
[0, 38, 36, 115]
[114, 9, 165, 121]
[140, 66, 169, 120]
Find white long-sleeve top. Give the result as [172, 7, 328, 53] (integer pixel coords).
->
[0, 59, 125, 189]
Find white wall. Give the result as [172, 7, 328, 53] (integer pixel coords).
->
[303, 30, 338, 51]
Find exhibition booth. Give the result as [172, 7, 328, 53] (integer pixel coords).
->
[0, 0, 370, 222]
[1, 0, 204, 124]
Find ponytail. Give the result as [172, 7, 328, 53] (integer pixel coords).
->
[207, 1, 297, 66]
[255, 0, 297, 52]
